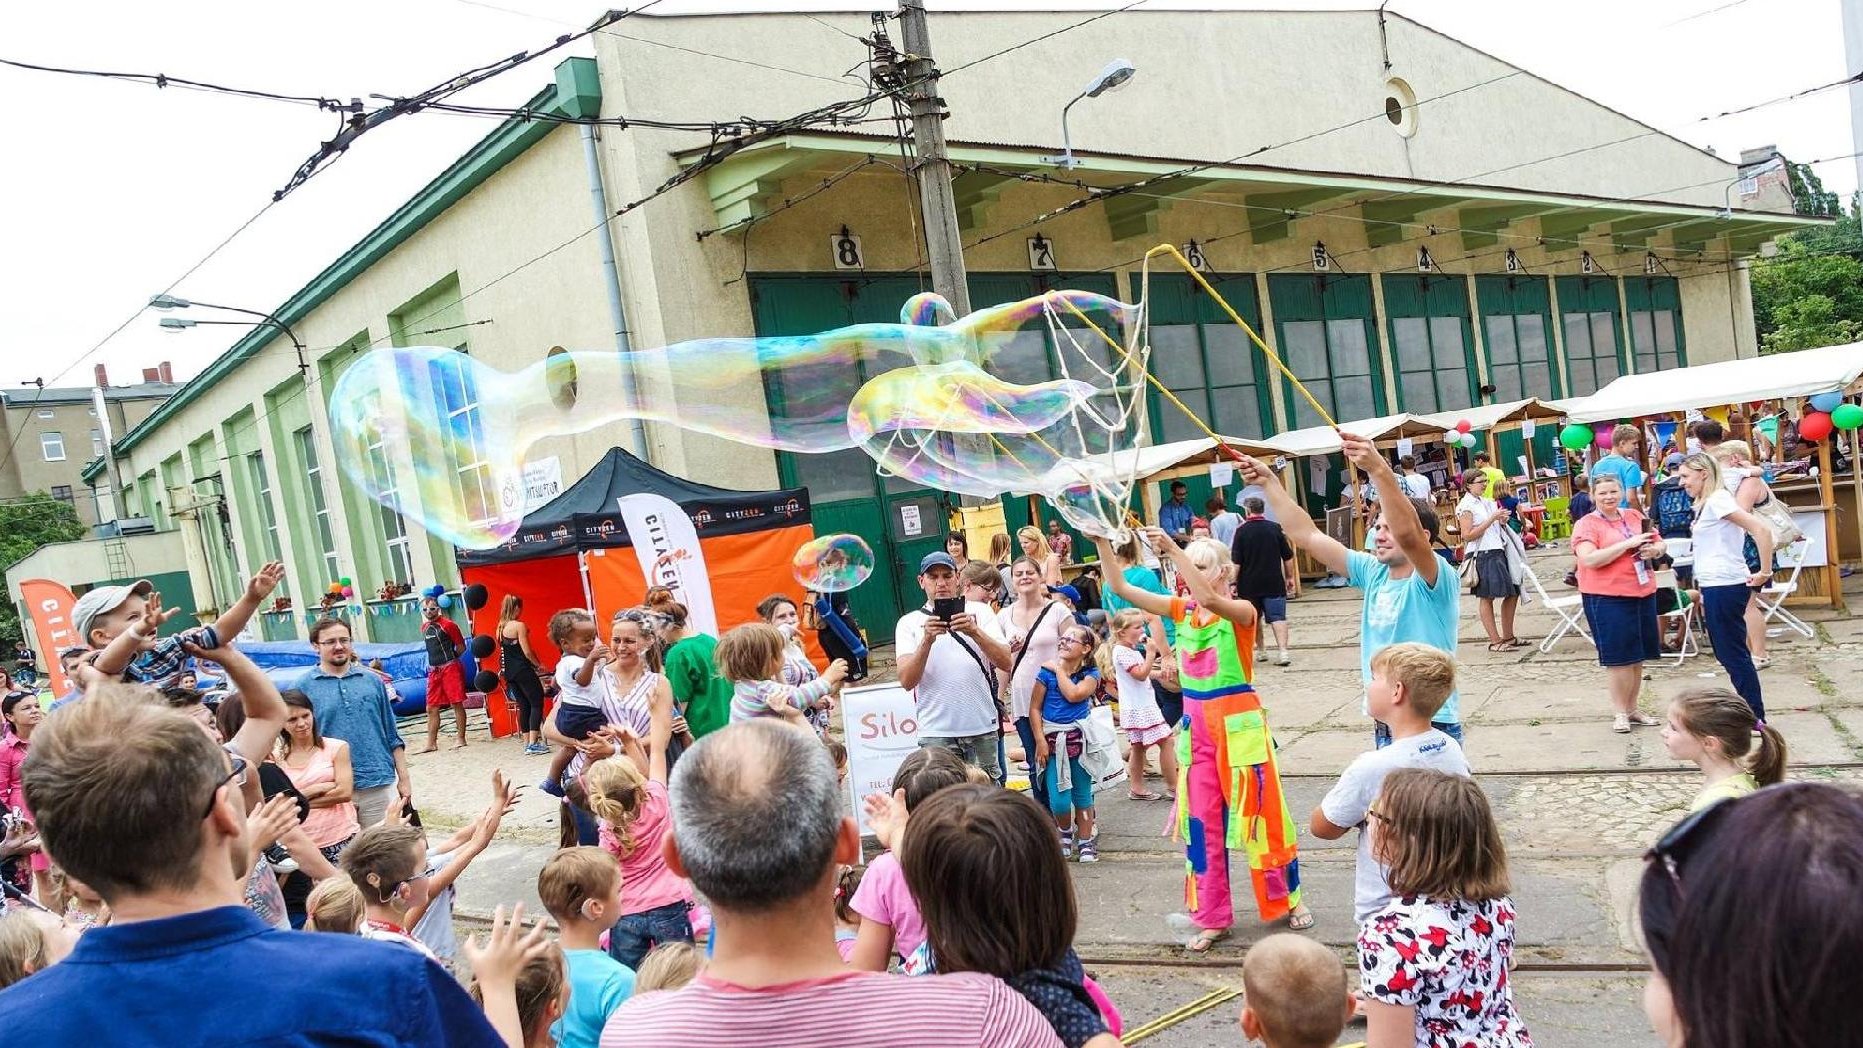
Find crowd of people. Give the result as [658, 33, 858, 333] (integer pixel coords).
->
[0, 412, 1853, 1047]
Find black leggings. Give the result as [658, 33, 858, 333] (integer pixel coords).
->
[505, 671, 545, 733]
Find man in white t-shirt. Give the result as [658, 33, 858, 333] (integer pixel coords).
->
[895, 552, 1012, 782]
[1398, 456, 1432, 501]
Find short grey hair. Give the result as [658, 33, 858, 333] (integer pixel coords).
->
[1242, 496, 1265, 516]
[668, 720, 842, 911]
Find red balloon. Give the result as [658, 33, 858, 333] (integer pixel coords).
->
[1455, 419, 1472, 433]
[1800, 411, 1835, 442]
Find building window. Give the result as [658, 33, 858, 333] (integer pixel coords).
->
[50, 485, 72, 504]
[246, 453, 287, 596]
[36, 409, 54, 420]
[1484, 314, 1559, 400]
[92, 485, 116, 524]
[87, 407, 97, 417]
[1626, 277, 1687, 374]
[1146, 276, 1270, 441]
[365, 432, 415, 585]
[90, 429, 104, 457]
[432, 353, 495, 528]
[1282, 319, 1381, 428]
[40, 432, 65, 461]
[1391, 316, 1474, 414]
[1561, 311, 1621, 397]
[295, 427, 341, 582]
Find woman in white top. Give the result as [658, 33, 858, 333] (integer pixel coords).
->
[996, 557, 1069, 792]
[1681, 452, 1775, 722]
[1713, 440, 1780, 669]
[1017, 525, 1063, 587]
[1457, 467, 1521, 651]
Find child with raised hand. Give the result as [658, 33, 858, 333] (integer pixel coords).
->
[1661, 685, 1788, 811]
[78, 563, 284, 688]
[465, 903, 564, 1048]
[633, 941, 702, 993]
[341, 824, 437, 958]
[1358, 768, 1531, 1048]
[881, 782, 1121, 1048]
[717, 622, 847, 727]
[537, 847, 634, 1048]
[846, 746, 969, 972]
[541, 609, 612, 800]
[1239, 933, 1355, 1048]
[1107, 608, 1176, 802]
[1312, 643, 1470, 926]
[582, 727, 695, 970]
[1029, 623, 1103, 862]
[411, 770, 523, 963]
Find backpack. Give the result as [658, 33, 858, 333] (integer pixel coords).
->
[1653, 481, 1695, 539]
[422, 620, 461, 667]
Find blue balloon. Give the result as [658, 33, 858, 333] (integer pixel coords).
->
[437, 594, 454, 610]
[1810, 391, 1843, 413]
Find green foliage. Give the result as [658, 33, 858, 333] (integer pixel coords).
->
[1752, 195, 1863, 355]
[0, 493, 87, 647]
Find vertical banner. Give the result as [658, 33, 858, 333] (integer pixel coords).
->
[19, 578, 79, 696]
[841, 682, 921, 836]
[616, 493, 718, 636]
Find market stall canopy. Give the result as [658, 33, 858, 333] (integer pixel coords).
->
[1553, 341, 1863, 423]
[1271, 413, 1450, 456]
[1412, 398, 1566, 433]
[1048, 435, 1284, 487]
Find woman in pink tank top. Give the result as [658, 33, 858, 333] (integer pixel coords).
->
[277, 691, 359, 854]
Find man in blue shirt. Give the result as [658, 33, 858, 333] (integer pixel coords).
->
[296, 617, 409, 826]
[1239, 434, 1462, 746]
[1590, 423, 1648, 511]
[1158, 481, 1194, 544]
[0, 686, 500, 1046]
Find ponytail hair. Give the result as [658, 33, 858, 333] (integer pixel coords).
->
[1671, 686, 1788, 786]
[583, 756, 650, 854]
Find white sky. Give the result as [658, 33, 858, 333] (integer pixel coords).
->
[1, 0, 1851, 389]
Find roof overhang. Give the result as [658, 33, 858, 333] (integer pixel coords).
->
[679, 132, 1824, 257]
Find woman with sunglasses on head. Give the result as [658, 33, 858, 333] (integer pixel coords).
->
[1641, 783, 1862, 1047]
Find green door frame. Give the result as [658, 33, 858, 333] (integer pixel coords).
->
[1140, 272, 1274, 443]
[1622, 275, 1688, 373]
[1555, 275, 1627, 397]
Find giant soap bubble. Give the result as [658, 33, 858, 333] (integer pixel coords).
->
[328, 290, 1151, 549]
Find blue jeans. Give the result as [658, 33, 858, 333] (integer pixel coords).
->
[608, 900, 694, 970]
[1375, 720, 1464, 748]
[1701, 583, 1766, 720]
[1014, 717, 1047, 797]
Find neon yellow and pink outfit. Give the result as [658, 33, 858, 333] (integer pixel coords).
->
[1168, 598, 1301, 927]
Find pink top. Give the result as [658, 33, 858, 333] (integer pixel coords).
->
[282, 739, 360, 848]
[847, 851, 925, 962]
[1572, 508, 1658, 598]
[599, 969, 1063, 1048]
[0, 733, 26, 812]
[597, 779, 692, 915]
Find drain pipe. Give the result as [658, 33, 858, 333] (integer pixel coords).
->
[580, 122, 650, 460]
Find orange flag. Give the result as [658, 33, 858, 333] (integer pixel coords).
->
[19, 578, 80, 696]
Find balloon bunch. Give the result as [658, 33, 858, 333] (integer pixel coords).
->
[446, 583, 500, 694]
[326, 576, 355, 599]
[1801, 391, 1862, 442]
[1558, 423, 1595, 453]
[1443, 419, 1482, 450]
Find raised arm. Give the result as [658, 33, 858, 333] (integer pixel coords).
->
[211, 562, 285, 644]
[1239, 455, 1349, 575]
[92, 594, 175, 677]
[1089, 535, 1175, 617]
[1343, 433, 1438, 586]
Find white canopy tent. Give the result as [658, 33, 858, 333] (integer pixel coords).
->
[1553, 341, 1863, 423]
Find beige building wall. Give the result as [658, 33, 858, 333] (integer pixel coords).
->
[2, 391, 169, 527]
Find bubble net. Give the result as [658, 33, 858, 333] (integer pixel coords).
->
[791, 534, 875, 593]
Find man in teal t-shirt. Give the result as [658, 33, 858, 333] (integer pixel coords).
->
[1238, 433, 1463, 747]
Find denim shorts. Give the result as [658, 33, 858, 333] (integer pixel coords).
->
[1244, 595, 1288, 624]
[608, 899, 694, 971]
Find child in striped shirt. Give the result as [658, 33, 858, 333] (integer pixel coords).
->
[716, 623, 847, 726]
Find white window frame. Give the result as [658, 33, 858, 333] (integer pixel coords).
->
[36, 409, 54, 420]
[90, 429, 104, 457]
[246, 452, 287, 596]
[295, 427, 341, 582]
[437, 351, 496, 529]
[365, 432, 415, 585]
[40, 432, 65, 461]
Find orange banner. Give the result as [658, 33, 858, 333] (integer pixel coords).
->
[19, 578, 80, 696]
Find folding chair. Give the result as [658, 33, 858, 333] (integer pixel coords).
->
[1523, 564, 1592, 653]
[1653, 567, 1699, 665]
[1757, 539, 1816, 640]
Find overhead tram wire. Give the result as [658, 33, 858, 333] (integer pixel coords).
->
[0, 55, 347, 110]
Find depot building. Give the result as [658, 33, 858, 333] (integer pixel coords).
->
[66, 7, 1822, 645]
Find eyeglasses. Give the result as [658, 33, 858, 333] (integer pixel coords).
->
[201, 753, 249, 821]
[314, 637, 352, 648]
[1644, 796, 1738, 891]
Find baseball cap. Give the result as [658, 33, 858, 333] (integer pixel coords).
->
[1664, 452, 1684, 470]
[918, 551, 958, 574]
[1046, 584, 1084, 605]
[72, 579, 154, 644]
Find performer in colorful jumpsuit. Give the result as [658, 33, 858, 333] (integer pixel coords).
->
[1096, 528, 1308, 950]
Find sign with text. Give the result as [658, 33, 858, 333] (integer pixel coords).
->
[842, 682, 921, 836]
[20, 578, 79, 696]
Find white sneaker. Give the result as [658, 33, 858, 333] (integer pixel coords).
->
[1273, 650, 1291, 666]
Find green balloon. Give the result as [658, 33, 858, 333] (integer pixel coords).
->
[1833, 403, 1863, 431]
[1559, 424, 1593, 452]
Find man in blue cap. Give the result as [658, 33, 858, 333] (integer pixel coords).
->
[894, 551, 1012, 782]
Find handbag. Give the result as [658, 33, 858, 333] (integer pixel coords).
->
[1752, 495, 1803, 549]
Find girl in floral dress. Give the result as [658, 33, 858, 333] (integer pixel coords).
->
[1359, 768, 1533, 1048]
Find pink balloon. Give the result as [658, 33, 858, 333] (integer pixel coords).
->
[1455, 419, 1472, 433]
[341, 586, 354, 598]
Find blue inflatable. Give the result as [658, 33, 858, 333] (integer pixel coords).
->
[207, 640, 475, 718]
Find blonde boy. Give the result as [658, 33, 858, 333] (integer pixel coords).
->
[538, 847, 635, 1048]
[1310, 643, 1471, 922]
[76, 562, 284, 687]
[1240, 933, 1355, 1048]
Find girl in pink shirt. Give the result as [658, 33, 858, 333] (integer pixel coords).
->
[584, 730, 695, 970]
[0, 695, 48, 899]
[846, 747, 970, 972]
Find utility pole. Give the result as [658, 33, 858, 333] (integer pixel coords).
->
[896, 0, 972, 317]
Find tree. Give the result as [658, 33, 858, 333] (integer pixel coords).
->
[0, 494, 88, 649]
[1751, 194, 1863, 355]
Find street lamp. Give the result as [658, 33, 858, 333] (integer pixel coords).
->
[148, 295, 307, 376]
[1042, 59, 1138, 170]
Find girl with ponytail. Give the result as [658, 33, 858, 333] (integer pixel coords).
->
[1661, 686, 1788, 811]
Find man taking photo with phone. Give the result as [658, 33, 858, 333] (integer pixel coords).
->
[894, 551, 1012, 782]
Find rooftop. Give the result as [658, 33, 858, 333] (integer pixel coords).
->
[3, 382, 179, 409]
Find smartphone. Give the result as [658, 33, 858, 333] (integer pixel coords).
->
[932, 596, 965, 621]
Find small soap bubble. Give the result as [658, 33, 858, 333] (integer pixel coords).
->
[792, 534, 875, 593]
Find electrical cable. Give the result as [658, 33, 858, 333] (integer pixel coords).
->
[0, 55, 348, 110]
